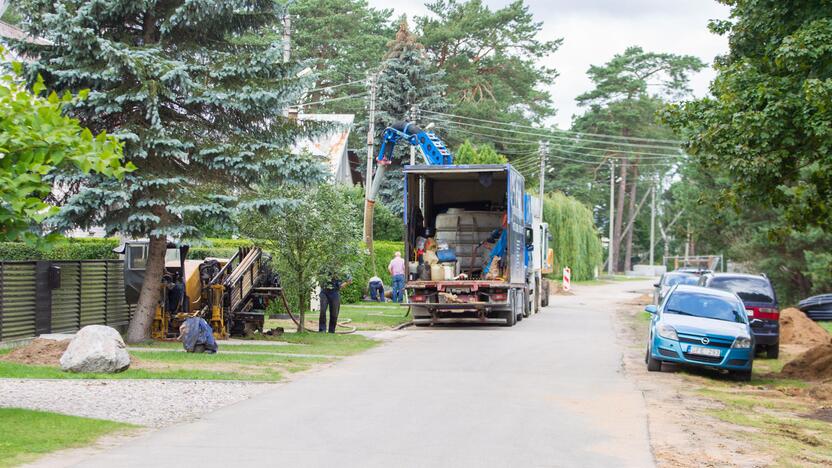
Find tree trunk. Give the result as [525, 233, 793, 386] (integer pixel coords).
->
[125, 235, 167, 343]
[624, 163, 639, 272]
[297, 290, 307, 333]
[613, 157, 628, 272]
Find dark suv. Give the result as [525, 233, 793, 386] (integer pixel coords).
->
[699, 273, 780, 358]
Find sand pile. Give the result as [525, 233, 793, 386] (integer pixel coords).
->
[0, 338, 70, 366]
[780, 307, 830, 346]
[782, 343, 832, 380]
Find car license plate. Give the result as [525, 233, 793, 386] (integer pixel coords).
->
[688, 345, 721, 357]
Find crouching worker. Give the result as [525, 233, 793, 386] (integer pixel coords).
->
[368, 275, 385, 302]
[180, 316, 218, 354]
[319, 271, 352, 333]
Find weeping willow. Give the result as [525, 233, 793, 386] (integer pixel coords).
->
[542, 192, 603, 281]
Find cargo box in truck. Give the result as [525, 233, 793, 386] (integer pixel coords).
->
[403, 164, 529, 326]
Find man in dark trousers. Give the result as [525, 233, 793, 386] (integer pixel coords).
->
[319, 272, 351, 333]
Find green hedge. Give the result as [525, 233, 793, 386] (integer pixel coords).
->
[542, 192, 603, 281]
[341, 241, 404, 303]
[0, 238, 120, 261]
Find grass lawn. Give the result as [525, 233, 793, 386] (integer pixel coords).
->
[266, 303, 410, 331]
[818, 321, 832, 335]
[0, 333, 379, 381]
[0, 408, 135, 468]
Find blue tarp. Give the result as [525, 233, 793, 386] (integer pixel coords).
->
[182, 317, 218, 353]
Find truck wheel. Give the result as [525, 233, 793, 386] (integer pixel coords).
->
[541, 281, 550, 307]
[522, 289, 531, 318]
[502, 309, 516, 327]
[766, 344, 779, 359]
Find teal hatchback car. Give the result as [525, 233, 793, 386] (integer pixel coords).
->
[645, 284, 755, 381]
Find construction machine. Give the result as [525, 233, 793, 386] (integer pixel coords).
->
[117, 242, 287, 339]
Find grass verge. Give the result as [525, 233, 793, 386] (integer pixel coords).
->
[267, 303, 410, 331]
[0, 361, 282, 381]
[131, 332, 379, 357]
[0, 408, 135, 468]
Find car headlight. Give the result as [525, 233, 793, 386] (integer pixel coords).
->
[657, 324, 678, 341]
[732, 336, 752, 349]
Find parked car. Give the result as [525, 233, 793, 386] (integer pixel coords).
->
[645, 284, 755, 381]
[675, 267, 712, 275]
[653, 272, 699, 305]
[699, 273, 780, 358]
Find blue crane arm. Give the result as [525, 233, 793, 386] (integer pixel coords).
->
[376, 121, 453, 165]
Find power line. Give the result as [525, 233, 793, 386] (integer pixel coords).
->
[429, 116, 685, 155]
[433, 119, 680, 160]
[422, 109, 685, 146]
[300, 92, 368, 107]
[307, 79, 367, 94]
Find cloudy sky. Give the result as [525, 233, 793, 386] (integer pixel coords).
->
[368, 0, 732, 129]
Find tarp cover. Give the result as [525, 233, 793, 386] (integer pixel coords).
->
[182, 317, 218, 353]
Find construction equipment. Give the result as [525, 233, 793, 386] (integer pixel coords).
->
[376, 121, 453, 166]
[118, 242, 288, 339]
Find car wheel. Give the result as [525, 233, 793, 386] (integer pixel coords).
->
[733, 369, 752, 382]
[766, 344, 779, 359]
[646, 345, 662, 372]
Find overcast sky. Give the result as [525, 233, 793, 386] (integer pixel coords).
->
[368, 0, 731, 129]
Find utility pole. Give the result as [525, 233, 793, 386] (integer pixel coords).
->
[409, 104, 418, 165]
[608, 159, 615, 275]
[649, 182, 656, 266]
[363, 73, 379, 249]
[538, 141, 547, 202]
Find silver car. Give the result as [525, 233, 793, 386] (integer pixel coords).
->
[654, 272, 700, 304]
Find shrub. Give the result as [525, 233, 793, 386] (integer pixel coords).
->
[341, 241, 404, 303]
[0, 237, 119, 261]
[542, 192, 602, 281]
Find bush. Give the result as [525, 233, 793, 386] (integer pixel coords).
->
[0, 237, 119, 261]
[542, 192, 602, 281]
[341, 241, 404, 303]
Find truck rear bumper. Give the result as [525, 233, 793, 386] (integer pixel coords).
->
[413, 316, 507, 325]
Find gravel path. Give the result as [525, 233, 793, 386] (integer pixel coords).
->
[0, 379, 276, 427]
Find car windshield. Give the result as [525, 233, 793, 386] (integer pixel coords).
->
[663, 273, 698, 287]
[664, 292, 746, 323]
[709, 277, 775, 303]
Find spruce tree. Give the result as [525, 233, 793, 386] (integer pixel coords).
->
[373, 18, 447, 215]
[13, 0, 326, 342]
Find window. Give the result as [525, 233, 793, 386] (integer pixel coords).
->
[128, 245, 147, 270]
[710, 277, 775, 303]
[665, 292, 746, 324]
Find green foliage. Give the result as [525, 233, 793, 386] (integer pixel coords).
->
[453, 140, 508, 165]
[417, 0, 561, 150]
[0, 408, 133, 467]
[238, 185, 362, 331]
[373, 19, 448, 215]
[14, 0, 326, 240]
[0, 237, 120, 260]
[0, 56, 129, 244]
[341, 240, 403, 303]
[662, 1, 832, 232]
[542, 192, 602, 281]
[289, 0, 394, 117]
[344, 186, 401, 241]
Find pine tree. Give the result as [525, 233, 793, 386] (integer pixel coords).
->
[373, 18, 447, 215]
[13, 0, 327, 342]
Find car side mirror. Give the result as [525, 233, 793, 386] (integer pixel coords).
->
[653, 283, 660, 288]
[644, 305, 658, 314]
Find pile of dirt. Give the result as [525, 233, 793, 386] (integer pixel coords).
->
[0, 338, 70, 366]
[780, 307, 831, 346]
[782, 343, 832, 380]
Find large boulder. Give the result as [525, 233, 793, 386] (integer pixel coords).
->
[60, 325, 131, 373]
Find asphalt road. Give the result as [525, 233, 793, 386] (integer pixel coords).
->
[51, 280, 655, 468]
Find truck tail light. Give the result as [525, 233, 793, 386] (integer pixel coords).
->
[491, 293, 507, 302]
[411, 294, 427, 303]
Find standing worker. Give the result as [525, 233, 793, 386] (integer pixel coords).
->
[388, 251, 406, 303]
[319, 270, 351, 333]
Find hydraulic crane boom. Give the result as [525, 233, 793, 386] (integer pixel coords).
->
[376, 121, 453, 166]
